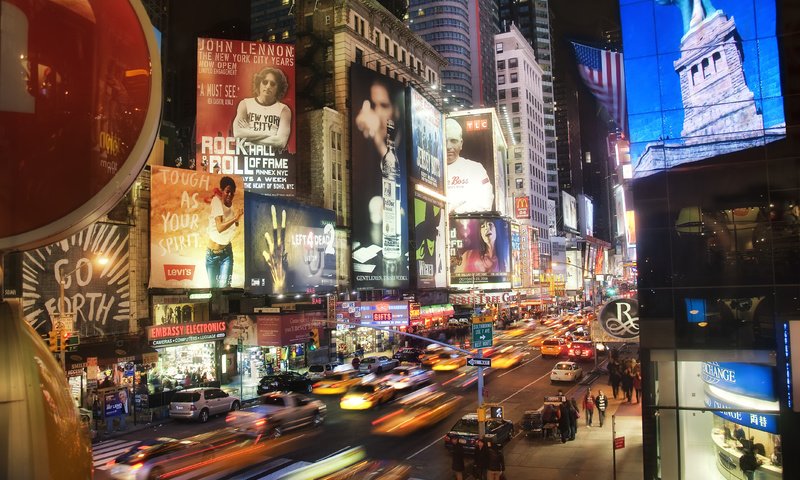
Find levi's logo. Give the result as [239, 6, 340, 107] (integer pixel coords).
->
[164, 264, 195, 281]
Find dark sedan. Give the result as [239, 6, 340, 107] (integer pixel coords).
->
[257, 372, 314, 395]
[443, 414, 515, 452]
[392, 347, 424, 363]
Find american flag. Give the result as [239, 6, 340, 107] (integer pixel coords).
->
[572, 42, 627, 134]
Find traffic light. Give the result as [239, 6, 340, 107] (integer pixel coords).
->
[308, 329, 319, 351]
[48, 331, 59, 352]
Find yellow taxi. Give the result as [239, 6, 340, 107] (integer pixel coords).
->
[491, 347, 524, 369]
[372, 391, 462, 436]
[340, 383, 396, 410]
[431, 353, 467, 371]
[540, 337, 568, 358]
[313, 371, 363, 395]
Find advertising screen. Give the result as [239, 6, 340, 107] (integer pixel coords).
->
[21, 223, 131, 336]
[244, 193, 336, 295]
[445, 113, 496, 215]
[620, 0, 785, 177]
[196, 38, 296, 195]
[150, 165, 246, 289]
[562, 191, 578, 232]
[413, 193, 447, 289]
[580, 195, 594, 238]
[449, 216, 511, 289]
[349, 64, 409, 289]
[409, 88, 444, 193]
[358, 301, 410, 326]
[510, 223, 522, 289]
[519, 225, 531, 288]
[565, 250, 582, 291]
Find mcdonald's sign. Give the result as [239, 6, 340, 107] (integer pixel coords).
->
[514, 196, 531, 219]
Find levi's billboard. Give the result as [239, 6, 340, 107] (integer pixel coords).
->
[149, 166, 245, 289]
[244, 193, 336, 295]
[196, 38, 296, 196]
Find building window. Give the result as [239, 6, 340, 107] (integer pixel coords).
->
[497, 60, 506, 70]
[496, 43, 503, 53]
[515, 163, 523, 174]
[355, 48, 364, 65]
[515, 178, 524, 189]
[509, 57, 518, 68]
[498, 75, 505, 85]
[510, 72, 518, 83]
[511, 87, 518, 98]
[499, 89, 506, 100]
[512, 102, 519, 113]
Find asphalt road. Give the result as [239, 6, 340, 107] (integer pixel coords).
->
[93, 324, 600, 479]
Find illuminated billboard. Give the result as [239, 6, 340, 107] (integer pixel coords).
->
[445, 110, 507, 216]
[449, 216, 511, 289]
[244, 193, 336, 295]
[510, 223, 523, 289]
[409, 88, 444, 193]
[579, 195, 594, 238]
[349, 64, 409, 289]
[196, 38, 296, 195]
[620, 0, 785, 177]
[413, 193, 447, 289]
[562, 191, 578, 232]
[22, 224, 131, 336]
[358, 301, 410, 327]
[150, 166, 245, 289]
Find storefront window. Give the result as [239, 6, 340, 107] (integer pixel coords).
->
[651, 350, 782, 479]
[150, 342, 217, 393]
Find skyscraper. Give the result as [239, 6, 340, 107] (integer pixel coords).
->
[409, 0, 499, 110]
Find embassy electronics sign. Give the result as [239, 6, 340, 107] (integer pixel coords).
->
[147, 320, 227, 346]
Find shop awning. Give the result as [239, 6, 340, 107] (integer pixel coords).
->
[65, 341, 158, 371]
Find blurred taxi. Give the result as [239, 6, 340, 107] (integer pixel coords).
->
[372, 391, 462, 436]
[504, 327, 527, 338]
[318, 459, 411, 480]
[340, 383, 396, 410]
[313, 371, 363, 395]
[108, 431, 251, 480]
[431, 353, 467, 371]
[491, 347, 524, 369]
[383, 366, 434, 391]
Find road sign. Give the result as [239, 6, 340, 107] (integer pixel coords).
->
[471, 322, 493, 348]
[467, 357, 491, 368]
[614, 436, 625, 450]
[65, 335, 80, 347]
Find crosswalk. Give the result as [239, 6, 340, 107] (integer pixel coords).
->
[92, 439, 141, 469]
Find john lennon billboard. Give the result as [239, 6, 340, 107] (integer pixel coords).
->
[620, 0, 785, 177]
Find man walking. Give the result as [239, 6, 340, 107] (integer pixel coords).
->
[595, 390, 608, 427]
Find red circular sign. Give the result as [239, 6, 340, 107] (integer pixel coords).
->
[0, 0, 161, 251]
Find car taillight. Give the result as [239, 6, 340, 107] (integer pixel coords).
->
[226, 415, 234, 422]
[190, 405, 197, 411]
[313, 382, 321, 387]
[255, 419, 267, 427]
[130, 463, 144, 471]
[443, 434, 452, 443]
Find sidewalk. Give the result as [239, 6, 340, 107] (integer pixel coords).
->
[503, 379, 644, 480]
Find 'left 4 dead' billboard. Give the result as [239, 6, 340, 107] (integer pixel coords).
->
[150, 166, 245, 289]
[195, 38, 296, 196]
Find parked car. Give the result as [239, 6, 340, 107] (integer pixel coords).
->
[383, 366, 434, 390]
[340, 382, 396, 410]
[169, 388, 240, 423]
[392, 347, 424, 363]
[540, 337, 568, 358]
[313, 371, 364, 395]
[568, 340, 595, 361]
[226, 392, 326, 437]
[443, 413, 515, 452]
[358, 356, 400, 374]
[257, 372, 314, 395]
[307, 362, 343, 381]
[550, 361, 584, 383]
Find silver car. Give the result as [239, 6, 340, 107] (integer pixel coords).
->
[169, 388, 241, 423]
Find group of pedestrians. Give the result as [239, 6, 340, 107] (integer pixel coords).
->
[581, 389, 609, 427]
[608, 356, 642, 404]
[451, 438, 505, 480]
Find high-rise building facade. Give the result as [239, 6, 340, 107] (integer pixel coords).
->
[495, 25, 550, 263]
[409, 0, 499, 110]
[497, 0, 559, 204]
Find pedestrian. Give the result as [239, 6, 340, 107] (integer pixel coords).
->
[739, 447, 761, 480]
[451, 441, 466, 480]
[486, 441, 505, 480]
[583, 390, 595, 426]
[595, 390, 608, 427]
[633, 369, 642, 404]
[609, 360, 621, 399]
[569, 397, 580, 440]
[351, 356, 361, 370]
[473, 437, 488, 480]
[621, 367, 634, 403]
[558, 401, 571, 443]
